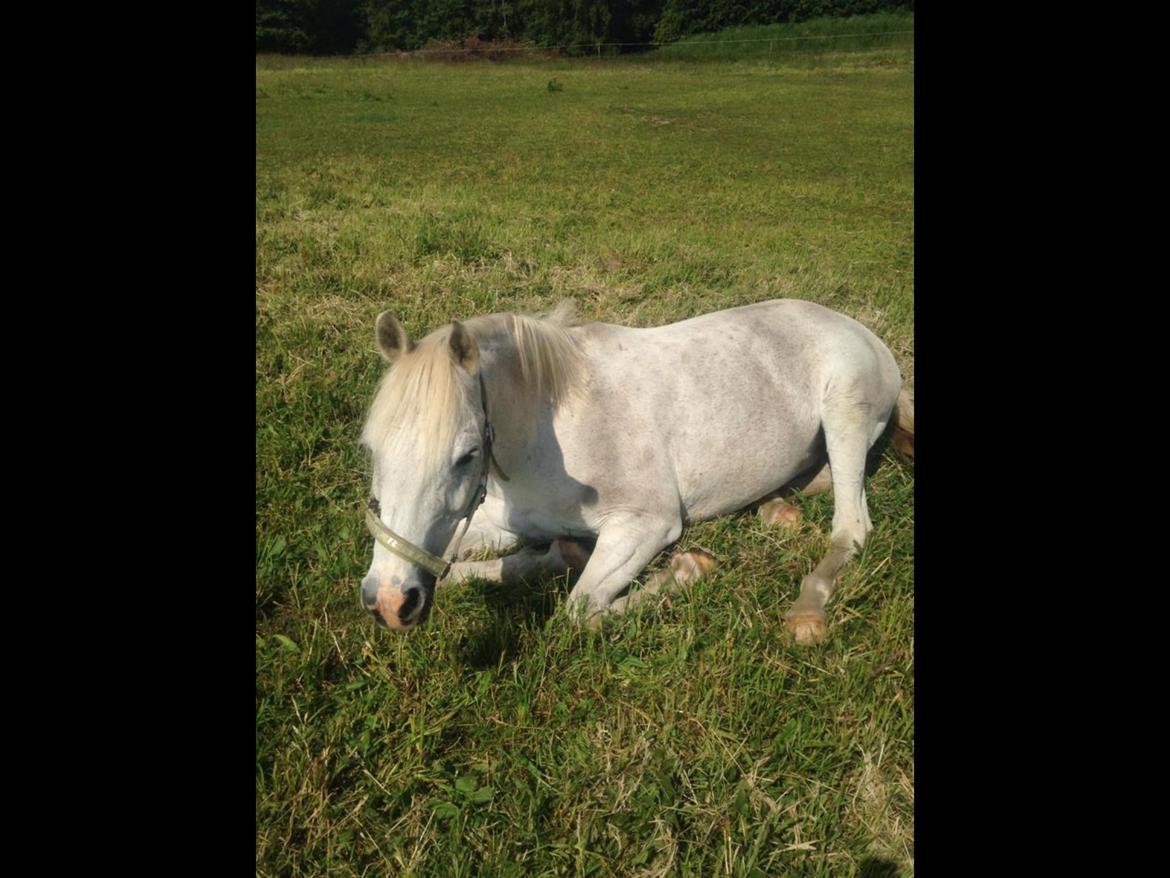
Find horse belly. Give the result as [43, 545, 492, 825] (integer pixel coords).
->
[572, 300, 891, 524]
[672, 398, 823, 521]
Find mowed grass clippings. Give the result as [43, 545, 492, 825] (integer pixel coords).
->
[257, 19, 914, 878]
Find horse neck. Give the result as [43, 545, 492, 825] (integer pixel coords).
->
[474, 323, 549, 474]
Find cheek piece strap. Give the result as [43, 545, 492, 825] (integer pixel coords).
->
[364, 372, 509, 582]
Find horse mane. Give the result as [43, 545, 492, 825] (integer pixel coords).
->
[506, 300, 584, 409]
[361, 301, 586, 470]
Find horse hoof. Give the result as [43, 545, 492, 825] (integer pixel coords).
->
[785, 610, 827, 645]
[575, 602, 609, 631]
[759, 498, 802, 529]
[669, 548, 717, 583]
[566, 596, 605, 629]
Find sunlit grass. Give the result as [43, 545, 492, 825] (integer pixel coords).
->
[257, 20, 913, 876]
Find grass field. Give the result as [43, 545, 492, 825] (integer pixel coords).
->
[257, 15, 914, 876]
[656, 11, 913, 63]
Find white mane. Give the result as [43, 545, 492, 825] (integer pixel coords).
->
[361, 303, 585, 471]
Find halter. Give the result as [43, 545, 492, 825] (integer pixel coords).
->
[364, 372, 508, 581]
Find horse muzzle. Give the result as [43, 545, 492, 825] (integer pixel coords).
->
[360, 574, 432, 630]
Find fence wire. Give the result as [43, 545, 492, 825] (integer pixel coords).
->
[357, 30, 915, 59]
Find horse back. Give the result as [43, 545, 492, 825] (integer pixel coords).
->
[564, 300, 901, 521]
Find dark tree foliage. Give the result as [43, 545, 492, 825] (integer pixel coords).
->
[358, 0, 505, 51]
[257, 0, 911, 55]
[257, 0, 309, 52]
[256, 0, 365, 54]
[354, 1, 666, 53]
[513, 0, 666, 51]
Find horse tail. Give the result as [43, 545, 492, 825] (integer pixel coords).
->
[891, 385, 914, 460]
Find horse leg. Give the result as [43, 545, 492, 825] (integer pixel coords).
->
[564, 513, 683, 623]
[892, 386, 914, 459]
[608, 549, 717, 614]
[446, 538, 590, 585]
[785, 397, 885, 645]
[796, 462, 834, 496]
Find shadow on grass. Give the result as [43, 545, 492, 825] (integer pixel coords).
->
[457, 570, 572, 669]
[859, 857, 902, 878]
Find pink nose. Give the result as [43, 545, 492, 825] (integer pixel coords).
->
[365, 584, 424, 630]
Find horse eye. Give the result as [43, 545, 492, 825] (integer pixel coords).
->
[455, 449, 479, 468]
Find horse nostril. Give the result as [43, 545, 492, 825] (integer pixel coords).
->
[399, 587, 421, 622]
[360, 580, 379, 609]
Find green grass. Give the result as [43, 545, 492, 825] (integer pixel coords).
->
[655, 12, 915, 64]
[257, 18, 914, 877]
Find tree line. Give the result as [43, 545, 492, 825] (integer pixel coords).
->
[256, 0, 913, 55]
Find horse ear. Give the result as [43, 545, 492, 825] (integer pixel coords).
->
[448, 320, 480, 374]
[375, 311, 413, 363]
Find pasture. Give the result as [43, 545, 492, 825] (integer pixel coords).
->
[257, 18, 914, 877]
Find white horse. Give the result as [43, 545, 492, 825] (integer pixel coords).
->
[359, 299, 912, 644]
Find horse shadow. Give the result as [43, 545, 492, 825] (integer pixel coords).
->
[456, 419, 603, 668]
[859, 857, 902, 878]
[455, 551, 591, 669]
[452, 402, 910, 670]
